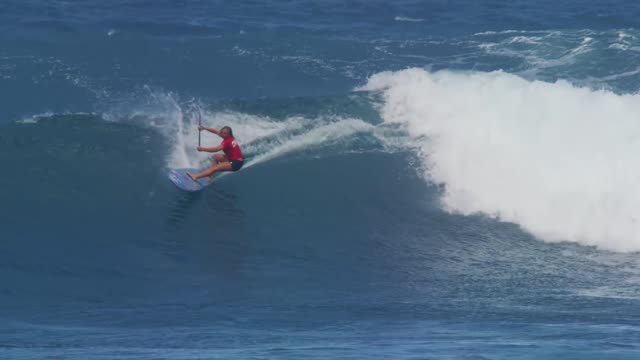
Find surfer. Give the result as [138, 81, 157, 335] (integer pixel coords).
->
[186, 126, 244, 182]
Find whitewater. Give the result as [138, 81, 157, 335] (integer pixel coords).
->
[364, 68, 640, 252]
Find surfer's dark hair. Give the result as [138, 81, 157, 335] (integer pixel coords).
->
[221, 126, 233, 137]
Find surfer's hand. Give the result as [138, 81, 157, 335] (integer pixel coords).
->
[196, 146, 203, 151]
[198, 125, 205, 131]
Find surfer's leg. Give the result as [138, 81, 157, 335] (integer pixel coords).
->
[187, 162, 233, 181]
[213, 154, 228, 165]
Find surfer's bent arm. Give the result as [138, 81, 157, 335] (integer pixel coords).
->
[198, 126, 222, 136]
[196, 145, 223, 153]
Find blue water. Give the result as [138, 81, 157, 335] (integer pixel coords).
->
[2, 1, 640, 359]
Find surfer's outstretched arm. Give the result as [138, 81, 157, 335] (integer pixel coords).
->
[196, 145, 223, 153]
[198, 126, 222, 137]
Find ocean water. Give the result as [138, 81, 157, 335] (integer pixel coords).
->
[2, 1, 640, 359]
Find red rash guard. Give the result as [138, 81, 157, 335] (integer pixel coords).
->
[221, 137, 244, 161]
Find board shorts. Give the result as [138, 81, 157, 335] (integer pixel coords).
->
[230, 159, 244, 171]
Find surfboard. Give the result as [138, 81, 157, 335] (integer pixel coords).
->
[165, 168, 211, 192]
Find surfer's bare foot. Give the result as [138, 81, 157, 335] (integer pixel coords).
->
[186, 172, 198, 181]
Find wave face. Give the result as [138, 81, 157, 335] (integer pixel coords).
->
[2, 0, 640, 359]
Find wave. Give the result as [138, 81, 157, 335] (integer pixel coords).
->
[361, 68, 640, 252]
[16, 76, 640, 255]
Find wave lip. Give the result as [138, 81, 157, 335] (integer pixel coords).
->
[362, 68, 640, 252]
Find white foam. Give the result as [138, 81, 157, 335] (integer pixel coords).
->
[244, 118, 376, 168]
[609, 31, 635, 51]
[15, 111, 96, 124]
[394, 16, 424, 22]
[590, 66, 640, 82]
[618, 31, 633, 41]
[571, 37, 594, 55]
[476, 30, 593, 72]
[362, 68, 640, 252]
[474, 30, 524, 36]
[15, 112, 53, 124]
[508, 36, 543, 44]
[609, 43, 629, 51]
